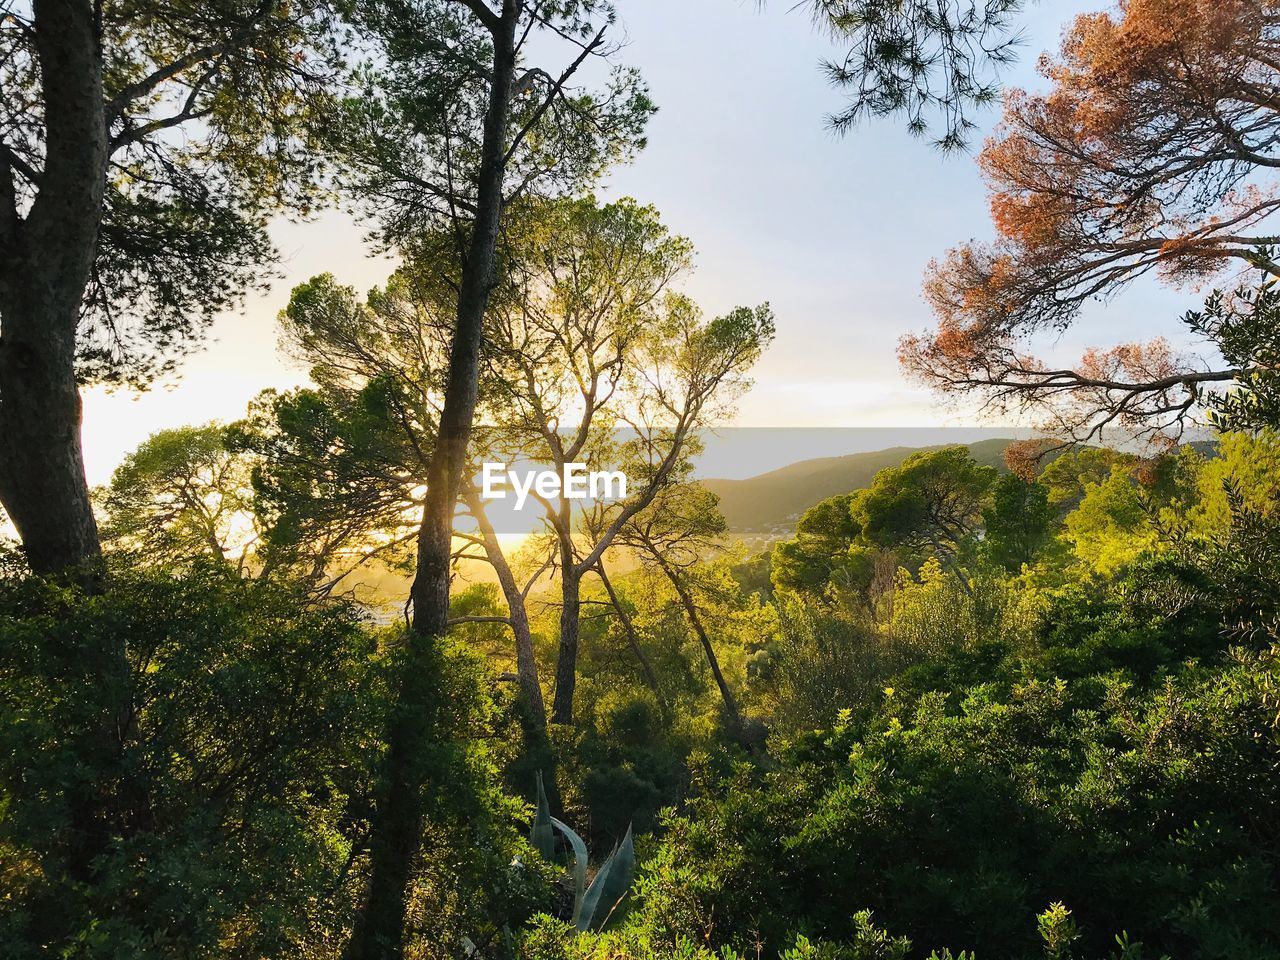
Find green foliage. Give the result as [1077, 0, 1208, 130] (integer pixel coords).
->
[1038, 449, 1134, 519]
[97, 424, 258, 570]
[600, 489, 1280, 957]
[772, 494, 870, 600]
[379, 636, 559, 959]
[853, 446, 997, 564]
[0, 565, 380, 958]
[812, 0, 1026, 150]
[2, 0, 344, 384]
[568, 685, 688, 846]
[887, 559, 1040, 678]
[759, 601, 903, 735]
[1185, 277, 1280, 433]
[518, 906, 1163, 959]
[1188, 431, 1280, 532]
[335, 1, 654, 253]
[18, 424, 1280, 959]
[231, 268, 453, 583]
[0, 565, 552, 959]
[772, 447, 998, 603]
[983, 474, 1054, 571]
[1037, 904, 1082, 960]
[562, 434, 1280, 959]
[1063, 468, 1158, 575]
[546, 436, 1280, 958]
[628, 640, 1280, 957]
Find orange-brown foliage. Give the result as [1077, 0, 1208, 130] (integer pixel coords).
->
[903, 0, 1278, 442]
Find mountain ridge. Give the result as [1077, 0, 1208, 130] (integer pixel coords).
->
[701, 438, 1016, 536]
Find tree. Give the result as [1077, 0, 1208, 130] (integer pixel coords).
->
[853, 446, 997, 582]
[327, 8, 652, 949]
[771, 448, 1000, 601]
[1037, 447, 1135, 519]
[1063, 467, 1159, 575]
[0, 0, 342, 576]
[97, 424, 258, 572]
[982, 473, 1053, 572]
[236, 271, 449, 591]
[242, 262, 566, 801]
[489, 277, 773, 724]
[902, 0, 1280, 443]
[770, 493, 870, 600]
[617, 484, 759, 748]
[592, 560, 668, 718]
[0, 567, 385, 957]
[459, 479, 553, 731]
[479, 196, 769, 726]
[806, 0, 1027, 149]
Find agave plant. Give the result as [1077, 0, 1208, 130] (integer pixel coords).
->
[529, 772, 635, 932]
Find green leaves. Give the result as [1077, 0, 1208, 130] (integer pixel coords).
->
[530, 771, 557, 861]
[527, 773, 634, 933]
[811, 0, 1025, 150]
[332, 1, 654, 252]
[1185, 276, 1280, 434]
[575, 824, 634, 932]
[552, 816, 589, 926]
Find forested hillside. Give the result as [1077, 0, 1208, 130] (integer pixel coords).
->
[702, 439, 1013, 534]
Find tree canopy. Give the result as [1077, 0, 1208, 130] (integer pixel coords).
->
[902, 0, 1280, 443]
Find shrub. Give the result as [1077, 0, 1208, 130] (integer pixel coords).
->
[0, 565, 550, 958]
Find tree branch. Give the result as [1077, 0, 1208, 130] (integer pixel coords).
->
[503, 23, 607, 166]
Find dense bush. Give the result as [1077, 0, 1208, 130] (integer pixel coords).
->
[0, 565, 377, 957]
[0, 565, 551, 959]
[604, 563, 1280, 959]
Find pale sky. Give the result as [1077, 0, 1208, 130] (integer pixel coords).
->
[80, 0, 1200, 487]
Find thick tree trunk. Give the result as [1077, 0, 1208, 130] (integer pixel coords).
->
[0, 297, 101, 576]
[0, 2, 127, 909]
[551, 556, 580, 725]
[345, 9, 519, 960]
[0, 0, 106, 579]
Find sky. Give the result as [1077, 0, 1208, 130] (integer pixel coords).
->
[78, 0, 1203, 487]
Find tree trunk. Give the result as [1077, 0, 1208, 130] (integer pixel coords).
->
[345, 8, 519, 959]
[0, 0, 106, 579]
[466, 489, 546, 726]
[929, 538, 974, 597]
[655, 555, 746, 736]
[544, 444, 690, 725]
[0, 0, 124, 904]
[595, 562, 669, 721]
[551, 554, 580, 725]
[464, 487, 563, 810]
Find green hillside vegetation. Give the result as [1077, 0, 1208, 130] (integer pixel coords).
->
[701, 438, 1015, 535]
[524, 434, 1280, 959]
[5, 0, 1280, 957]
[7, 430, 1280, 959]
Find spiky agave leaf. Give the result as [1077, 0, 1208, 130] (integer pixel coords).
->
[551, 816, 589, 923]
[529, 771, 556, 861]
[576, 824, 635, 932]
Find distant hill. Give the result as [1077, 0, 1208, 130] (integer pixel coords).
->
[702, 438, 1015, 536]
